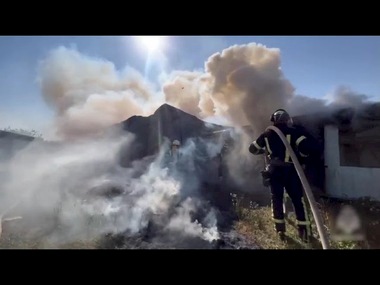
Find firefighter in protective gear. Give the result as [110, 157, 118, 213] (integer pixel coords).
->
[164, 139, 182, 170]
[171, 140, 181, 156]
[249, 109, 317, 243]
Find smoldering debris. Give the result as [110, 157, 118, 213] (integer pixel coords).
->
[3, 40, 378, 249]
[0, 133, 233, 248]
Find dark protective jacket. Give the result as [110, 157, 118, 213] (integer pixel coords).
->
[249, 124, 320, 163]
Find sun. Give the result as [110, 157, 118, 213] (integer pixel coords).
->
[134, 36, 166, 52]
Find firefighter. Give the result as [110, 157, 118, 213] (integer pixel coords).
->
[163, 139, 182, 170]
[170, 140, 181, 159]
[248, 109, 318, 243]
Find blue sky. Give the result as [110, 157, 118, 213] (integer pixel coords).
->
[0, 36, 379, 133]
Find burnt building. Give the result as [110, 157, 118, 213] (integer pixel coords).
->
[293, 103, 380, 201]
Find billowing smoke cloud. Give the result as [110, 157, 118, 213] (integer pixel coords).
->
[162, 43, 376, 190]
[36, 43, 375, 191]
[327, 86, 372, 109]
[163, 71, 206, 117]
[38, 44, 374, 141]
[162, 44, 291, 189]
[287, 86, 372, 116]
[38, 47, 159, 140]
[164, 44, 294, 134]
[163, 44, 374, 132]
[0, 131, 220, 248]
[3, 42, 377, 248]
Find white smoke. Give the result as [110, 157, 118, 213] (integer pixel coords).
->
[165, 198, 219, 242]
[37, 47, 160, 140]
[0, 130, 220, 248]
[161, 43, 377, 191]
[37, 45, 374, 142]
[2, 41, 377, 248]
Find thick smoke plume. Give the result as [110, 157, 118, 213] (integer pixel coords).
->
[36, 44, 377, 199]
[164, 44, 294, 134]
[2, 42, 376, 248]
[38, 44, 373, 141]
[0, 131, 220, 248]
[38, 47, 159, 140]
[287, 86, 373, 116]
[161, 43, 375, 189]
[163, 44, 374, 133]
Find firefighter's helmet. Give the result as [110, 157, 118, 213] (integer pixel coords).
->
[270, 109, 291, 125]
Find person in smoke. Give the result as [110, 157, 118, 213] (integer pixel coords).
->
[163, 139, 182, 171]
[218, 133, 233, 183]
[248, 109, 319, 243]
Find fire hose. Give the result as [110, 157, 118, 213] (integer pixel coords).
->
[0, 202, 23, 239]
[266, 126, 330, 249]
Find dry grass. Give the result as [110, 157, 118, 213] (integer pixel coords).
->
[319, 196, 380, 249]
[0, 231, 101, 249]
[235, 207, 320, 249]
[0, 216, 102, 249]
[1, 194, 379, 249]
[234, 195, 380, 250]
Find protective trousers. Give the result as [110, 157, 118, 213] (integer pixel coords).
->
[269, 165, 311, 241]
